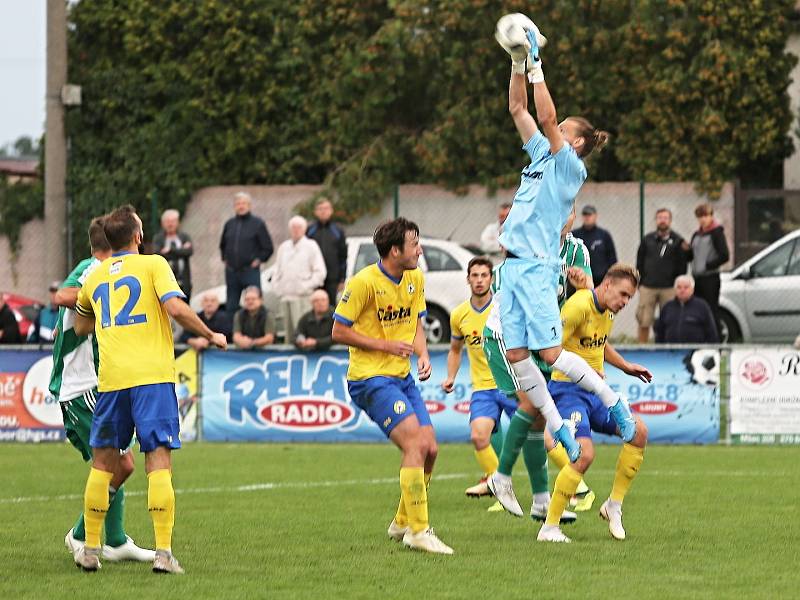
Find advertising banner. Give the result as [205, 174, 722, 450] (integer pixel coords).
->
[0, 350, 65, 442]
[201, 348, 720, 444]
[176, 347, 199, 442]
[730, 347, 800, 444]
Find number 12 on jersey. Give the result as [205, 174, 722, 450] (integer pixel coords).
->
[92, 276, 148, 328]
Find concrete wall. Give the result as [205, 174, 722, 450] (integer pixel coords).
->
[784, 33, 800, 189]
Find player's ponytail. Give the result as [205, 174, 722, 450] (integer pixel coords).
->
[568, 116, 610, 158]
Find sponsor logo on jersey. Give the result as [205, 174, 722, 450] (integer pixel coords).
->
[377, 305, 412, 322]
[393, 400, 407, 414]
[109, 260, 123, 275]
[579, 334, 608, 349]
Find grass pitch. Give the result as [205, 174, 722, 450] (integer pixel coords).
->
[1, 442, 797, 599]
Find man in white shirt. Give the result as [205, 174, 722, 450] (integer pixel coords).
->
[479, 203, 512, 262]
[272, 215, 327, 342]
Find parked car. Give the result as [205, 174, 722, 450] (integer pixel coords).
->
[719, 228, 800, 342]
[191, 237, 476, 344]
[0, 292, 40, 340]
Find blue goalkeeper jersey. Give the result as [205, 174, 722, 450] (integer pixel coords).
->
[498, 131, 587, 263]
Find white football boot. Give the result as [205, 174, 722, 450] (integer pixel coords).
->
[530, 502, 577, 524]
[74, 545, 102, 571]
[387, 519, 408, 542]
[402, 528, 454, 555]
[65, 528, 85, 557]
[486, 472, 523, 517]
[464, 477, 491, 497]
[599, 499, 626, 540]
[536, 524, 572, 543]
[102, 535, 156, 562]
[152, 550, 185, 574]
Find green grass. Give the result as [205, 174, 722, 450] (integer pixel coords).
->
[1, 442, 797, 599]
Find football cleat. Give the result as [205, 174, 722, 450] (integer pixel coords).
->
[102, 536, 156, 562]
[402, 528, 454, 555]
[74, 545, 102, 572]
[486, 501, 504, 513]
[387, 519, 409, 542]
[65, 528, 85, 556]
[465, 477, 491, 497]
[530, 502, 577, 524]
[570, 489, 596, 512]
[536, 524, 571, 543]
[152, 550, 185, 574]
[486, 472, 523, 517]
[599, 499, 626, 540]
[553, 423, 581, 462]
[609, 399, 636, 443]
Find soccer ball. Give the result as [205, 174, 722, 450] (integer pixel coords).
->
[494, 13, 547, 56]
[683, 350, 719, 386]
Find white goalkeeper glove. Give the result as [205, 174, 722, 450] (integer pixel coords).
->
[525, 29, 545, 83]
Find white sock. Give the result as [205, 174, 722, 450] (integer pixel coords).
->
[510, 358, 564, 431]
[534, 492, 550, 506]
[551, 350, 619, 408]
[608, 498, 622, 510]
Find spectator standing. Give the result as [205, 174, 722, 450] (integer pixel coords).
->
[307, 198, 347, 306]
[635, 208, 688, 342]
[295, 289, 335, 352]
[688, 203, 729, 334]
[272, 216, 327, 343]
[219, 192, 274, 317]
[30, 281, 61, 342]
[572, 204, 617, 286]
[480, 203, 512, 262]
[233, 286, 276, 350]
[0, 294, 22, 344]
[654, 275, 719, 343]
[153, 209, 194, 301]
[179, 292, 233, 350]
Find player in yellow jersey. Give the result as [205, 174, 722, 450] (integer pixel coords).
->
[441, 257, 516, 496]
[332, 218, 453, 555]
[537, 264, 652, 543]
[73, 205, 228, 573]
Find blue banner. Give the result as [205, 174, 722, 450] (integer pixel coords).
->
[200, 348, 719, 444]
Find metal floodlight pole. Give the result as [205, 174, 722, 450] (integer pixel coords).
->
[45, 0, 68, 280]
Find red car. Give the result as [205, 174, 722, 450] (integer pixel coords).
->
[1, 292, 41, 340]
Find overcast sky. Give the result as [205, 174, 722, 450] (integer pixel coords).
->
[0, 1, 45, 148]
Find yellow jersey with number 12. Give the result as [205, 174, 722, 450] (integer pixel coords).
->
[551, 288, 614, 382]
[75, 252, 185, 392]
[334, 261, 426, 381]
[450, 298, 495, 391]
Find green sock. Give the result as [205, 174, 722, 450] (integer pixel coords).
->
[104, 485, 128, 547]
[498, 409, 534, 476]
[522, 430, 549, 494]
[490, 424, 504, 458]
[72, 513, 86, 541]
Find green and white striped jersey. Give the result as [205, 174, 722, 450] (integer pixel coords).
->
[48, 257, 101, 403]
[484, 233, 591, 337]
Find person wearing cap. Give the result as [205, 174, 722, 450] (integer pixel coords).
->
[29, 281, 62, 342]
[572, 205, 617, 287]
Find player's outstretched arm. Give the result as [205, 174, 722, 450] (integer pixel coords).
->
[605, 343, 652, 383]
[164, 297, 227, 349]
[509, 73, 538, 144]
[524, 30, 564, 155]
[54, 287, 79, 309]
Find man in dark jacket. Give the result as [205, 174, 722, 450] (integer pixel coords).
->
[153, 209, 194, 301]
[655, 275, 719, 343]
[635, 208, 688, 342]
[295, 289, 334, 352]
[306, 198, 347, 306]
[572, 204, 617, 286]
[688, 203, 730, 333]
[219, 192, 274, 317]
[0, 294, 22, 344]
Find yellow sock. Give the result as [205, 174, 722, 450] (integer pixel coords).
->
[394, 492, 408, 527]
[399, 467, 428, 534]
[84, 468, 113, 548]
[147, 469, 175, 551]
[545, 466, 582, 526]
[474, 445, 499, 477]
[610, 443, 644, 502]
[548, 444, 589, 494]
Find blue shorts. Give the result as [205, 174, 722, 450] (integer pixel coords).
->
[499, 258, 562, 351]
[91, 383, 181, 453]
[548, 380, 617, 439]
[347, 374, 432, 437]
[469, 389, 517, 433]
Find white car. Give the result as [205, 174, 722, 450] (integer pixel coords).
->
[719, 228, 800, 342]
[191, 236, 476, 344]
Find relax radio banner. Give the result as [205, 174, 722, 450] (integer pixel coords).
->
[200, 348, 719, 444]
